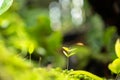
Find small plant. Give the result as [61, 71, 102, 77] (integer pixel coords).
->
[62, 46, 76, 69]
[62, 43, 84, 70]
[28, 42, 35, 63]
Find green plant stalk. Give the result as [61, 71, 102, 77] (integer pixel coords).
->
[67, 57, 69, 70]
[29, 54, 31, 63]
[115, 73, 120, 80]
[39, 57, 41, 66]
[69, 70, 103, 80]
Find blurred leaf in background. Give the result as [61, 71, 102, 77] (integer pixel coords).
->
[0, 0, 13, 15]
[0, 0, 66, 68]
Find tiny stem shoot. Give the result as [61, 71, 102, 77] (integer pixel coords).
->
[115, 73, 120, 80]
[29, 54, 31, 63]
[67, 57, 69, 70]
[39, 57, 41, 66]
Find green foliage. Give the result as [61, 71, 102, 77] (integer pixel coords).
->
[115, 39, 120, 58]
[86, 14, 117, 65]
[109, 38, 120, 74]
[69, 70, 103, 80]
[0, 3, 65, 67]
[0, 0, 119, 80]
[109, 58, 120, 74]
[0, 0, 13, 15]
[0, 45, 103, 80]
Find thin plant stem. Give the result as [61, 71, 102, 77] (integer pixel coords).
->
[39, 57, 41, 67]
[115, 73, 120, 80]
[67, 57, 69, 70]
[29, 54, 31, 63]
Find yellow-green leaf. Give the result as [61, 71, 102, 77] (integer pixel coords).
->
[108, 58, 120, 74]
[69, 48, 76, 57]
[28, 43, 35, 54]
[62, 47, 69, 53]
[115, 38, 120, 58]
[63, 51, 69, 57]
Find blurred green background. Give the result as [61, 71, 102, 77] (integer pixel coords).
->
[0, 0, 119, 78]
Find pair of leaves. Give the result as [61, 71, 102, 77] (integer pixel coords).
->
[62, 47, 76, 57]
[0, 0, 13, 15]
[62, 43, 84, 57]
